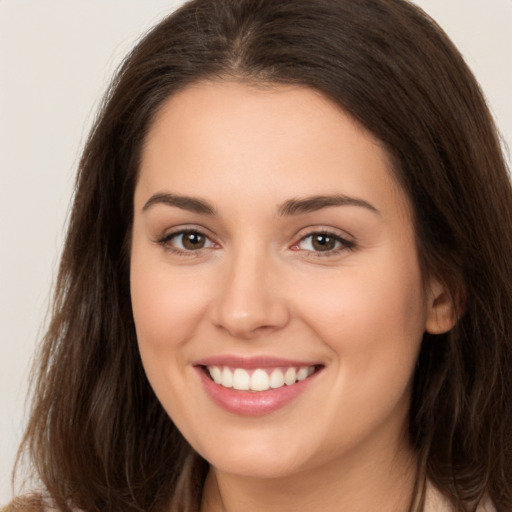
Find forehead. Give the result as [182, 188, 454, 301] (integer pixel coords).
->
[137, 80, 410, 219]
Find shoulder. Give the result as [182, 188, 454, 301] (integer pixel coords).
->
[476, 495, 497, 512]
[424, 483, 454, 512]
[2, 496, 64, 512]
[2, 505, 60, 512]
[424, 482, 496, 512]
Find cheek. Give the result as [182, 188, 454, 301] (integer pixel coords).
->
[296, 258, 426, 448]
[129, 249, 215, 422]
[132, 275, 194, 347]
[303, 259, 424, 330]
[130, 245, 212, 363]
[298, 250, 426, 383]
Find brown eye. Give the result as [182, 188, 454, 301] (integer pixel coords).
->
[181, 231, 206, 250]
[311, 234, 337, 251]
[162, 230, 215, 252]
[296, 231, 354, 254]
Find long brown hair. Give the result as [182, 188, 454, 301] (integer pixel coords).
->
[11, 0, 512, 511]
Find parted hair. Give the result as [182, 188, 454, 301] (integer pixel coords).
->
[10, 0, 512, 511]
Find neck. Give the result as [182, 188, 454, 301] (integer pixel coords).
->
[201, 437, 418, 512]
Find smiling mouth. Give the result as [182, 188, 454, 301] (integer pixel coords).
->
[203, 365, 322, 392]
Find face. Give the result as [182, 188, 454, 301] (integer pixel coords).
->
[131, 81, 448, 480]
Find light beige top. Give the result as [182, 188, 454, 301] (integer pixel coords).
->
[4, 483, 497, 511]
[425, 482, 496, 512]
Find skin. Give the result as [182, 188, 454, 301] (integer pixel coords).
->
[130, 81, 455, 511]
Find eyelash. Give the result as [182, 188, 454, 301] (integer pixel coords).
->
[293, 231, 356, 257]
[156, 228, 356, 257]
[157, 228, 216, 257]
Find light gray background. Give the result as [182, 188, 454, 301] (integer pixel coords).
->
[1, 0, 511, 504]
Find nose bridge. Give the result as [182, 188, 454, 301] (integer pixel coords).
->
[212, 241, 289, 338]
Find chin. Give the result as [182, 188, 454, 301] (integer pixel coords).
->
[207, 452, 309, 480]
[190, 428, 326, 480]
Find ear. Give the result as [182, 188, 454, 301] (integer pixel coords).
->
[424, 277, 459, 335]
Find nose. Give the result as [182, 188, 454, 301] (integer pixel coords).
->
[210, 249, 290, 339]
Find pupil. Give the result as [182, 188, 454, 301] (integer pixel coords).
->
[313, 234, 335, 251]
[183, 232, 205, 250]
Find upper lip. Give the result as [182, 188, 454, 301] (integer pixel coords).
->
[194, 355, 322, 369]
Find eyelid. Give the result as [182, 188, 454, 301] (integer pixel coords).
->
[154, 224, 355, 257]
[156, 225, 219, 255]
[290, 227, 356, 255]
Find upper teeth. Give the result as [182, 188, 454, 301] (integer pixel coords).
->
[207, 366, 315, 391]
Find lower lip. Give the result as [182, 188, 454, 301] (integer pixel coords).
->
[195, 367, 320, 416]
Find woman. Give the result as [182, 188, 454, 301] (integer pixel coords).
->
[8, 0, 512, 510]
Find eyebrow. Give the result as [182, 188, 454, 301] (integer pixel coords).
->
[278, 194, 379, 216]
[141, 192, 379, 217]
[142, 192, 216, 215]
